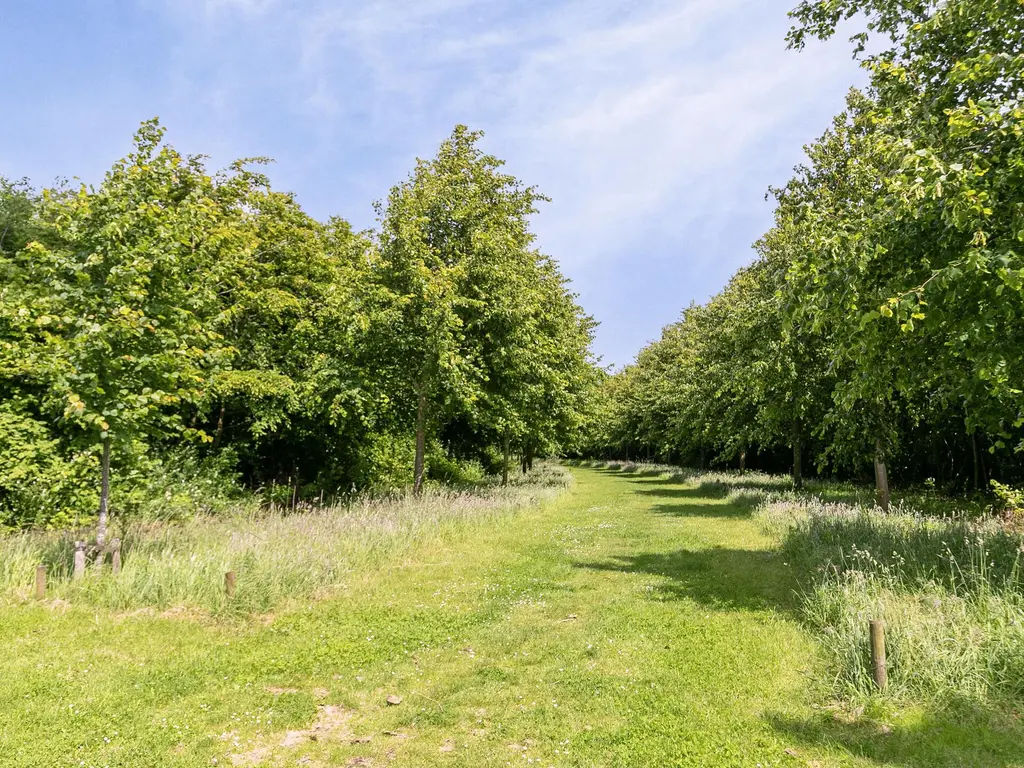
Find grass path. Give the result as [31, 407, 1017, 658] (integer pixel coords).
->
[2, 466, 1021, 766]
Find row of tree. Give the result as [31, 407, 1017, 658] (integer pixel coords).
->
[0, 122, 597, 531]
[584, 0, 1024, 504]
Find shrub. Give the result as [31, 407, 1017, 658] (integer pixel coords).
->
[0, 407, 99, 530]
[991, 480, 1024, 521]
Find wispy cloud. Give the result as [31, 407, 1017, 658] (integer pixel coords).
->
[4, 0, 866, 363]
[159, 0, 857, 225]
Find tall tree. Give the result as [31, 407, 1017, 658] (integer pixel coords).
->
[374, 126, 547, 493]
[2, 120, 260, 541]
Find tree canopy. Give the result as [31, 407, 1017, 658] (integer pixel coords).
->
[584, 0, 1024, 502]
[0, 122, 597, 530]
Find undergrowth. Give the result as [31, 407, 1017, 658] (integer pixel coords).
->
[767, 499, 1024, 704]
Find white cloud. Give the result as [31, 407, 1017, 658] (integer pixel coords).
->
[154, 0, 861, 257]
[146, 0, 865, 362]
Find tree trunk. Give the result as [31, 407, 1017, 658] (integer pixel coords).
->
[502, 433, 510, 487]
[791, 421, 803, 490]
[413, 391, 427, 496]
[97, 437, 111, 546]
[978, 432, 989, 488]
[214, 405, 226, 447]
[971, 430, 980, 491]
[739, 449, 747, 473]
[874, 438, 890, 511]
[526, 441, 535, 471]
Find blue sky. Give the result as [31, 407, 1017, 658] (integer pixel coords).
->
[0, 0, 865, 367]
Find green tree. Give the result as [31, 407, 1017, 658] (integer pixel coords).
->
[373, 125, 547, 493]
[781, 0, 1024, 501]
[2, 120, 261, 541]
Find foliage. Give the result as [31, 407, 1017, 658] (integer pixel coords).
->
[990, 480, 1024, 518]
[584, 0, 1024, 502]
[372, 125, 596, 491]
[0, 122, 596, 529]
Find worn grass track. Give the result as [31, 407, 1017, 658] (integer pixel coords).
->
[2, 466, 1023, 766]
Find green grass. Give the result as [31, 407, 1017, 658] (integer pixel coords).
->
[761, 496, 1024, 704]
[0, 464, 568, 614]
[3, 465, 1023, 766]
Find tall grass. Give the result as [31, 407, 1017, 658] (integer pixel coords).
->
[757, 498, 1024, 703]
[0, 463, 570, 614]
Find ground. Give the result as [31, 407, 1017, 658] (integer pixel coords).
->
[2, 466, 1022, 767]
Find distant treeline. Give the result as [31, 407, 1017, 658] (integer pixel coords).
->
[0, 123, 598, 531]
[583, 0, 1024, 502]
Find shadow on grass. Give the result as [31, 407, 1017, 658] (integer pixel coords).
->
[618, 470, 787, 498]
[767, 699, 1024, 767]
[574, 546, 799, 612]
[635, 486, 728, 500]
[590, 464, 668, 478]
[649, 501, 755, 520]
[616, 473, 692, 487]
[627, 481, 760, 518]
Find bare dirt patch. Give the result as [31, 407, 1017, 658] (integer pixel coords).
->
[229, 705, 356, 765]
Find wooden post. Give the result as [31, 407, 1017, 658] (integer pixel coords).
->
[225, 570, 237, 599]
[35, 565, 47, 600]
[413, 390, 427, 496]
[502, 433, 510, 487]
[869, 619, 888, 691]
[97, 437, 111, 546]
[73, 541, 86, 580]
[111, 539, 121, 576]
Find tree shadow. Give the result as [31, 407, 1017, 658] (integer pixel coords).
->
[616, 473, 692, 486]
[635, 486, 728, 500]
[590, 464, 667, 478]
[623, 472, 786, 496]
[767, 698, 1024, 767]
[649, 501, 755, 520]
[573, 546, 799, 612]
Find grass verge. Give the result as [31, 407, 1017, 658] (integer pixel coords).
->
[0, 463, 569, 614]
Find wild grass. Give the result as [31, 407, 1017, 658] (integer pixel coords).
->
[4, 463, 1023, 766]
[758, 497, 1024, 703]
[0, 462, 570, 614]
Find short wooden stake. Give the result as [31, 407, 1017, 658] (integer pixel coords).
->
[225, 570, 237, 599]
[870, 619, 888, 691]
[73, 541, 86, 581]
[35, 565, 47, 600]
[111, 539, 122, 576]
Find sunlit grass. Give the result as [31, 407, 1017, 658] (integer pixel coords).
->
[759, 496, 1024, 703]
[4, 463, 1023, 766]
[579, 459, 1024, 705]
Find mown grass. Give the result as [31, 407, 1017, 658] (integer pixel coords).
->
[3, 463, 1023, 766]
[578, 461, 1024, 707]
